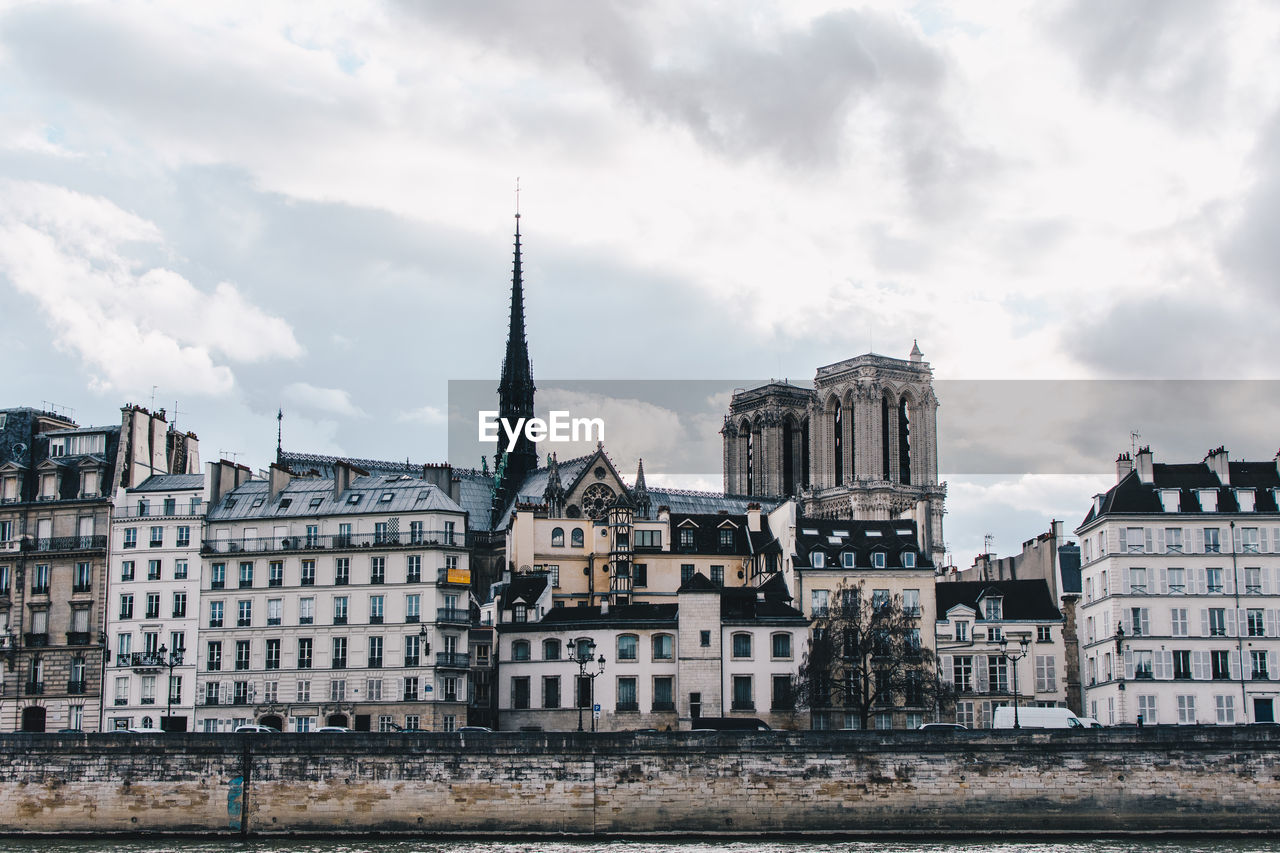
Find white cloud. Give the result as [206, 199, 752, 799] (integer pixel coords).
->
[283, 381, 362, 418]
[396, 404, 446, 426]
[0, 179, 302, 396]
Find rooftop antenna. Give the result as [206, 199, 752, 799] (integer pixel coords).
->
[219, 450, 242, 465]
[1130, 430, 1141, 457]
[276, 409, 284, 461]
[983, 533, 994, 555]
[171, 401, 183, 430]
[150, 385, 158, 411]
[515, 176, 520, 219]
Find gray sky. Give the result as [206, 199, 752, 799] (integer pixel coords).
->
[2, 0, 1278, 567]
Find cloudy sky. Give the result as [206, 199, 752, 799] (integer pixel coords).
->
[2, 0, 1278, 566]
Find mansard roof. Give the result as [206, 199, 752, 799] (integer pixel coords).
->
[670, 512, 769, 556]
[207, 474, 464, 522]
[132, 473, 205, 492]
[793, 517, 933, 569]
[935, 579, 1062, 622]
[1080, 459, 1280, 528]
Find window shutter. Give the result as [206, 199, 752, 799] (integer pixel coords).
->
[975, 656, 989, 693]
[1123, 649, 1134, 680]
[1157, 568, 1168, 594]
[1160, 650, 1173, 680]
[1226, 609, 1237, 637]
[1123, 567, 1132, 594]
[1120, 608, 1132, 635]
[1271, 653, 1280, 683]
[939, 655, 953, 684]
[1141, 608, 1150, 635]
[1119, 528, 1128, 551]
[1200, 609, 1210, 637]
[1233, 526, 1242, 552]
[1192, 651, 1208, 680]
[1267, 610, 1279, 639]
[1229, 653, 1241, 681]
[1183, 527, 1193, 553]
[1197, 567, 1208, 595]
[1262, 528, 1270, 553]
[1194, 527, 1204, 554]
[1156, 528, 1165, 553]
[1224, 569, 1235, 595]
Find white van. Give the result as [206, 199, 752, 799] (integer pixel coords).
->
[992, 706, 1087, 729]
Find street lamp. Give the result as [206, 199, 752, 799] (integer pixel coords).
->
[566, 638, 606, 732]
[999, 634, 1031, 729]
[156, 644, 183, 732]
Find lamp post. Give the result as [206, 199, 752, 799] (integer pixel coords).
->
[999, 634, 1031, 729]
[156, 644, 183, 732]
[566, 638, 606, 732]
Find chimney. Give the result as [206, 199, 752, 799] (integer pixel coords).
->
[1115, 452, 1133, 482]
[207, 459, 251, 505]
[1205, 446, 1230, 485]
[746, 503, 761, 532]
[1134, 446, 1154, 484]
[268, 463, 292, 501]
[332, 459, 368, 501]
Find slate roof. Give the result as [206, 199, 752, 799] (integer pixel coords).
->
[505, 574, 548, 605]
[206, 474, 464, 522]
[935, 579, 1063, 621]
[525, 602, 679, 628]
[132, 473, 204, 492]
[1081, 459, 1280, 527]
[278, 450, 425, 477]
[647, 488, 783, 515]
[719, 583, 807, 623]
[793, 517, 933, 569]
[453, 467, 496, 530]
[669, 512, 770, 556]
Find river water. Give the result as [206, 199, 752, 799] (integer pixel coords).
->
[0, 841, 1276, 853]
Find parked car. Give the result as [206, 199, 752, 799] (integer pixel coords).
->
[234, 724, 280, 734]
[690, 717, 772, 731]
[126, 726, 166, 734]
[315, 726, 353, 733]
[992, 706, 1087, 729]
[457, 726, 493, 733]
[1077, 717, 1104, 728]
[918, 722, 967, 731]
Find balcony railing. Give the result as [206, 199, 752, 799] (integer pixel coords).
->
[730, 700, 755, 711]
[120, 652, 165, 670]
[616, 701, 640, 712]
[652, 701, 675, 712]
[23, 632, 49, 647]
[66, 632, 91, 646]
[404, 656, 420, 667]
[24, 681, 43, 695]
[72, 583, 92, 594]
[20, 535, 108, 553]
[437, 608, 469, 625]
[435, 652, 470, 668]
[201, 530, 473, 555]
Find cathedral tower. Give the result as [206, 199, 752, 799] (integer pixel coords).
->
[492, 214, 538, 526]
[723, 343, 946, 565]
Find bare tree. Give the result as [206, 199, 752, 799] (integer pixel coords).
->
[796, 581, 953, 729]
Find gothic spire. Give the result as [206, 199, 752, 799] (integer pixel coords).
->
[543, 451, 566, 517]
[634, 457, 651, 519]
[492, 209, 538, 526]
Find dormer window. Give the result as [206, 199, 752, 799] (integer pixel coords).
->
[1199, 489, 1218, 512]
[679, 528, 694, 550]
[955, 621, 969, 642]
[983, 597, 1003, 620]
[80, 470, 98, 497]
[513, 604, 527, 623]
[39, 472, 57, 499]
[1159, 489, 1180, 513]
[841, 552, 855, 569]
[1236, 489, 1256, 512]
[811, 552, 825, 568]
[872, 551, 886, 569]
[719, 529, 733, 550]
[903, 552, 916, 569]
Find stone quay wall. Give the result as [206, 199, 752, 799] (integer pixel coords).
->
[1, 727, 1278, 836]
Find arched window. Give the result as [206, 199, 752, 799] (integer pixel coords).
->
[771, 632, 792, 659]
[571, 528, 584, 548]
[551, 528, 564, 547]
[512, 640, 531, 661]
[542, 638, 561, 660]
[731, 632, 752, 659]
[652, 634, 673, 660]
[617, 634, 638, 661]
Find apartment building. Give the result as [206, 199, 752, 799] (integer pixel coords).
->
[1077, 447, 1280, 725]
[493, 572, 807, 731]
[935, 579, 1068, 728]
[104, 473, 205, 731]
[195, 461, 471, 732]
